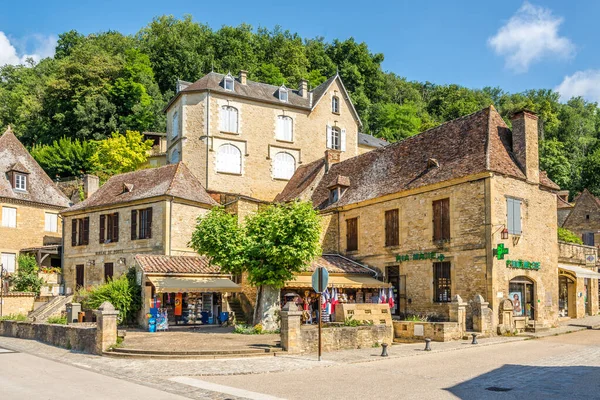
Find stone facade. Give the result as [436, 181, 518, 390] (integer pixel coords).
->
[0, 292, 35, 315]
[558, 241, 599, 319]
[166, 76, 362, 201]
[562, 189, 600, 245]
[392, 320, 462, 342]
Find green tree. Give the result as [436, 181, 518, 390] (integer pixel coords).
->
[368, 102, 421, 142]
[539, 139, 572, 190]
[91, 130, 153, 178]
[191, 202, 321, 329]
[10, 255, 44, 295]
[558, 227, 583, 245]
[31, 137, 97, 178]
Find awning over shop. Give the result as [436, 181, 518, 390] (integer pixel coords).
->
[148, 275, 241, 293]
[284, 274, 390, 289]
[559, 264, 600, 279]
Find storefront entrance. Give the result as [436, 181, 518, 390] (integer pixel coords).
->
[509, 276, 535, 320]
[558, 275, 575, 317]
[386, 266, 406, 316]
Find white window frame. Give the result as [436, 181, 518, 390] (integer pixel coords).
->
[45, 213, 58, 233]
[172, 111, 179, 139]
[1, 253, 16, 273]
[2, 207, 17, 228]
[15, 174, 26, 191]
[330, 127, 341, 150]
[224, 75, 235, 91]
[276, 115, 293, 141]
[216, 144, 242, 174]
[272, 152, 296, 180]
[332, 96, 340, 113]
[220, 106, 239, 133]
[279, 86, 288, 102]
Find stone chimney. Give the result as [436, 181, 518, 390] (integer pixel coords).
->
[239, 70, 248, 85]
[510, 110, 539, 184]
[83, 174, 100, 199]
[299, 79, 308, 98]
[324, 149, 341, 173]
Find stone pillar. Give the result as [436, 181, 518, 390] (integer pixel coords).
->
[94, 301, 119, 355]
[280, 301, 303, 353]
[449, 294, 467, 333]
[472, 295, 492, 334]
[498, 299, 514, 335]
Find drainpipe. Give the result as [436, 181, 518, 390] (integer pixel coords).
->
[169, 196, 174, 256]
[60, 214, 65, 295]
[205, 90, 211, 189]
[323, 253, 379, 278]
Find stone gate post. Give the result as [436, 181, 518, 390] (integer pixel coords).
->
[449, 294, 467, 333]
[280, 301, 303, 353]
[94, 301, 119, 355]
[472, 294, 492, 334]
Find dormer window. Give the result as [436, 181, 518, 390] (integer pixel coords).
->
[328, 175, 350, 204]
[279, 86, 288, 102]
[15, 174, 27, 191]
[329, 188, 340, 203]
[332, 96, 340, 114]
[224, 74, 235, 91]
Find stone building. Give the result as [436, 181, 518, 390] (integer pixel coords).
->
[60, 163, 216, 292]
[561, 189, 600, 247]
[163, 71, 381, 201]
[0, 127, 70, 275]
[278, 106, 586, 331]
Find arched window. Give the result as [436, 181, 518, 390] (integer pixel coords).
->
[220, 106, 239, 133]
[224, 74, 235, 91]
[279, 85, 288, 102]
[509, 276, 535, 319]
[332, 96, 340, 113]
[216, 144, 242, 174]
[172, 111, 179, 138]
[276, 115, 293, 141]
[273, 152, 295, 180]
[170, 148, 180, 164]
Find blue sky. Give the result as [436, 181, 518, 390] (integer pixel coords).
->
[1, 1, 599, 101]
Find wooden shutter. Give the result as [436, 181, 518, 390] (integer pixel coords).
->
[99, 215, 105, 244]
[146, 208, 153, 239]
[433, 199, 450, 241]
[441, 199, 450, 240]
[82, 217, 90, 245]
[104, 263, 114, 282]
[326, 125, 332, 149]
[112, 213, 119, 242]
[71, 219, 77, 246]
[131, 210, 137, 240]
[340, 128, 346, 151]
[76, 265, 84, 288]
[385, 209, 399, 247]
[346, 218, 358, 251]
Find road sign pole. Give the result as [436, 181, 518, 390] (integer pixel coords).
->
[318, 269, 322, 362]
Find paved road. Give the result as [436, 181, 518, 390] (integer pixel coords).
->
[0, 346, 188, 400]
[191, 330, 600, 400]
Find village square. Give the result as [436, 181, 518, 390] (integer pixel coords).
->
[2, 2, 600, 399]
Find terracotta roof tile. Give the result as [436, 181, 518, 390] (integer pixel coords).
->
[358, 133, 388, 148]
[308, 254, 375, 275]
[0, 127, 70, 208]
[135, 255, 221, 274]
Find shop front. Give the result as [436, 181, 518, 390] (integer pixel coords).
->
[558, 264, 600, 319]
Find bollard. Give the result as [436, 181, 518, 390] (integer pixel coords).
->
[424, 338, 432, 351]
[381, 343, 389, 357]
[471, 333, 478, 345]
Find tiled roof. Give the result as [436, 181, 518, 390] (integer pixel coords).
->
[309, 254, 375, 275]
[0, 127, 70, 208]
[274, 158, 325, 203]
[277, 106, 559, 209]
[135, 255, 222, 274]
[358, 133, 388, 148]
[64, 162, 217, 213]
[557, 195, 574, 209]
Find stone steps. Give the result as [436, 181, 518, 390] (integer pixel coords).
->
[29, 295, 73, 322]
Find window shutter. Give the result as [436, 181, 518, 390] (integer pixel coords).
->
[82, 217, 90, 245]
[276, 116, 283, 139]
[514, 199, 521, 234]
[433, 200, 442, 241]
[326, 125, 332, 149]
[71, 219, 77, 246]
[442, 198, 450, 240]
[346, 218, 358, 251]
[99, 215, 105, 244]
[113, 213, 119, 242]
[220, 106, 227, 131]
[131, 210, 137, 240]
[340, 129, 346, 151]
[385, 209, 399, 247]
[147, 208, 153, 239]
[230, 108, 238, 133]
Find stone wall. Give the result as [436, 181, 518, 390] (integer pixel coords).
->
[169, 201, 210, 255]
[0, 320, 97, 354]
[1, 292, 35, 315]
[392, 321, 462, 342]
[562, 190, 600, 244]
[558, 241, 597, 265]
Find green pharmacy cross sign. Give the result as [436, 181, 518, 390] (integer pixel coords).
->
[494, 244, 509, 260]
[396, 252, 445, 263]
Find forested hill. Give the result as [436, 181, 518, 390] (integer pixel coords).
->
[1, 15, 599, 198]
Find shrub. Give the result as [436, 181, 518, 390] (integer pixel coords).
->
[233, 323, 279, 334]
[0, 313, 27, 321]
[9, 255, 44, 295]
[343, 316, 373, 326]
[558, 227, 584, 245]
[47, 316, 67, 325]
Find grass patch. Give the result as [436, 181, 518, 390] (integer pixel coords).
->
[0, 313, 27, 321]
[233, 324, 279, 335]
[47, 316, 68, 325]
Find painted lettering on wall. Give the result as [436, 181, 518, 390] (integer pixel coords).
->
[396, 252, 445, 262]
[506, 259, 540, 270]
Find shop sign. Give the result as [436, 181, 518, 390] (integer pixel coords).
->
[494, 244, 509, 260]
[585, 254, 596, 266]
[396, 252, 445, 262]
[506, 259, 540, 270]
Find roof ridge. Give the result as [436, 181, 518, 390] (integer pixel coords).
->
[165, 162, 182, 195]
[484, 105, 493, 170]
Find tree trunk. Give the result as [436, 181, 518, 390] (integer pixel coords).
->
[253, 285, 281, 331]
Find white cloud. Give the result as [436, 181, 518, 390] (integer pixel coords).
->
[0, 32, 57, 67]
[488, 2, 575, 73]
[556, 70, 600, 103]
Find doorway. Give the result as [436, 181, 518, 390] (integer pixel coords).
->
[386, 266, 406, 316]
[558, 275, 575, 317]
[509, 276, 535, 320]
[75, 264, 84, 289]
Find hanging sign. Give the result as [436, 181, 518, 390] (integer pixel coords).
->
[396, 252, 445, 262]
[506, 260, 540, 270]
[493, 244, 509, 260]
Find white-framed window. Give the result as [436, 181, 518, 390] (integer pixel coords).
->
[220, 106, 239, 133]
[1, 253, 16, 273]
[273, 152, 295, 180]
[332, 96, 340, 113]
[279, 86, 288, 102]
[1, 207, 16, 228]
[326, 125, 346, 151]
[45, 213, 58, 232]
[276, 115, 293, 141]
[216, 144, 242, 174]
[172, 111, 179, 139]
[507, 198, 522, 235]
[170, 148, 180, 164]
[15, 174, 26, 191]
[224, 74, 235, 91]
